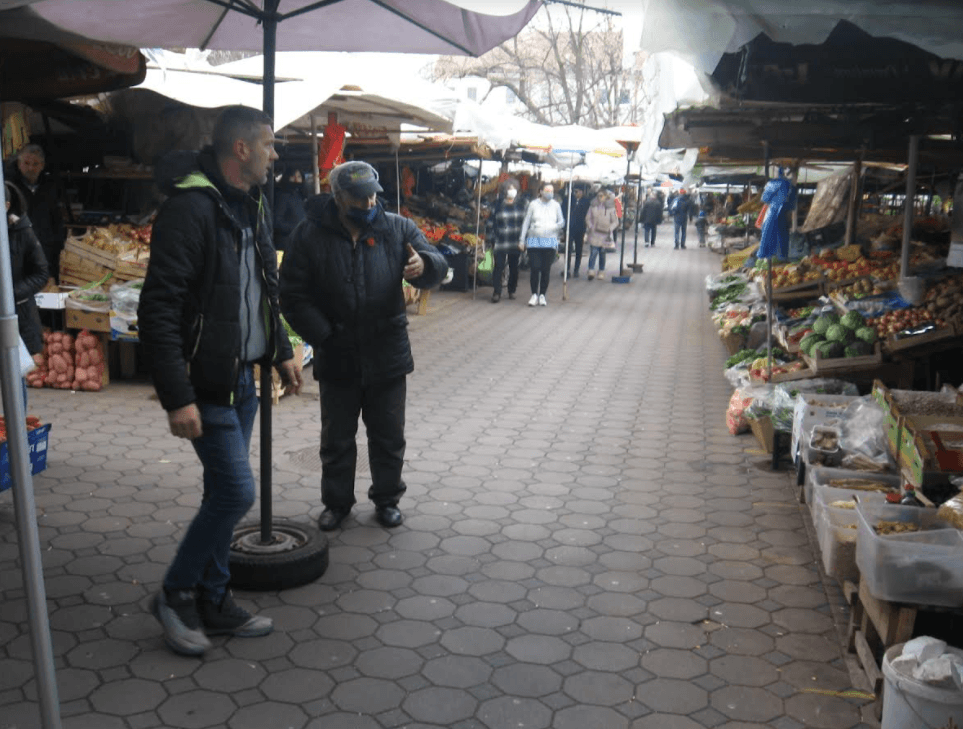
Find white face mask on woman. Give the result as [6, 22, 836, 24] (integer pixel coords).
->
[541, 190, 553, 201]
[506, 188, 517, 200]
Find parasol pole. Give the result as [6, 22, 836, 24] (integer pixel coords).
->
[311, 114, 320, 194]
[258, 0, 279, 544]
[900, 135, 920, 280]
[563, 166, 573, 301]
[0, 169, 62, 729]
[473, 157, 482, 299]
[632, 169, 642, 268]
[395, 147, 401, 214]
[618, 153, 630, 277]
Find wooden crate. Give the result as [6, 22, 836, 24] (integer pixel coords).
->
[63, 238, 147, 282]
[884, 324, 958, 353]
[801, 341, 883, 375]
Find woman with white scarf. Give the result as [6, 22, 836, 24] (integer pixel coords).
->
[519, 182, 564, 306]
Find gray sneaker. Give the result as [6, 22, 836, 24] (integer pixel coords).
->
[151, 590, 212, 656]
[199, 591, 273, 637]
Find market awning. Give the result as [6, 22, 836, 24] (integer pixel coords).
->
[0, 7, 146, 101]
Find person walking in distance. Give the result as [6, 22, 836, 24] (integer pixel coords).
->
[672, 188, 692, 249]
[139, 105, 303, 656]
[563, 184, 591, 278]
[640, 191, 663, 247]
[695, 210, 709, 247]
[486, 183, 525, 302]
[584, 189, 619, 280]
[519, 182, 564, 306]
[279, 161, 448, 532]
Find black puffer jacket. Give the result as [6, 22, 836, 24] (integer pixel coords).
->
[8, 214, 48, 354]
[280, 196, 447, 383]
[5, 164, 64, 263]
[138, 147, 293, 411]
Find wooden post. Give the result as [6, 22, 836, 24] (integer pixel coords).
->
[845, 154, 863, 246]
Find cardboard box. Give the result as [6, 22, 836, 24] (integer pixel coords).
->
[34, 290, 71, 309]
[65, 308, 111, 333]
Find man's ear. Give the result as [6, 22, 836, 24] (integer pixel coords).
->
[233, 138, 249, 162]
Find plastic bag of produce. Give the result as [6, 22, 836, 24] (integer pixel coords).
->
[71, 329, 105, 392]
[110, 279, 144, 317]
[67, 285, 111, 312]
[771, 378, 860, 432]
[726, 386, 768, 435]
[839, 399, 894, 472]
[745, 384, 775, 421]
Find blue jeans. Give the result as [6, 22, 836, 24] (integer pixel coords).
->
[587, 246, 607, 271]
[643, 223, 657, 246]
[674, 218, 687, 247]
[164, 365, 258, 602]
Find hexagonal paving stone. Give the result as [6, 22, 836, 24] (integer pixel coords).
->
[354, 646, 424, 679]
[422, 655, 492, 688]
[260, 668, 335, 704]
[505, 634, 572, 664]
[491, 663, 562, 697]
[641, 648, 708, 679]
[228, 702, 308, 729]
[785, 691, 862, 728]
[478, 696, 553, 729]
[554, 704, 630, 729]
[634, 678, 709, 714]
[580, 616, 644, 642]
[440, 626, 505, 656]
[158, 690, 237, 729]
[289, 638, 357, 670]
[710, 686, 783, 723]
[195, 658, 266, 693]
[65, 638, 138, 670]
[563, 670, 635, 705]
[330, 676, 405, 714]
[710, 655, 779, 686]
[402, 686, 477, 725]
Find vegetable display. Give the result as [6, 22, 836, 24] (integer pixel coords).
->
[38, 330, 105, 391]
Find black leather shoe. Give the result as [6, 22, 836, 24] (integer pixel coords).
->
[318, 508, 350, 531]
[375, 505, 403, 528]
[507, 292, 516, 300]
[491, 292, 500, 303]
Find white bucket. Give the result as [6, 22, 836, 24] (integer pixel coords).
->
[882, 643, 963, 729]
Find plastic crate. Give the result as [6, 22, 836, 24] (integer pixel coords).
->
[0, 424, 52, 492]
[855, 501, 963, 606]
[806, 466, 900, 522]
[817, 509, 860, 584]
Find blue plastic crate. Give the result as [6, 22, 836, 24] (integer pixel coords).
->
[0, 424, 51, 492]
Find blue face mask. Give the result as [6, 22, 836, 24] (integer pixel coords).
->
[346, 206, 377, 225]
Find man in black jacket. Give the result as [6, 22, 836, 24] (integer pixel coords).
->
[139, 106, 302, 656]
[562, 184, 591, 278]
[6, 144, 63, 281]
[640, 191, 663, 247]
[280, 161, 447, 532]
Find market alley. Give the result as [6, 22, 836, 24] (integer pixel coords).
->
[0, 234, 876, 729]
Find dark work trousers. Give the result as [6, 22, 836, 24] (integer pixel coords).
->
[492, 251, 519, 296]
[566, 232, 584, 274]
[319, 375, 407, 510]
[643, 223, 658, 246]
[528, 248, 555, 295]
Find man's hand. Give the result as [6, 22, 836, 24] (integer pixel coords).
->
[403, 243, 425, 281]
[518, 240, 526, 251]
[277, 358, 304, 395]
[168, 403, 202, 440]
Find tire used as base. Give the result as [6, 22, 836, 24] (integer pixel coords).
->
[229, 518, 329, 591]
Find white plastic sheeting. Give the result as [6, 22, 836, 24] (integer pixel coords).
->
[639, 0, 963, 79]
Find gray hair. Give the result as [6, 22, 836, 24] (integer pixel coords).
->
[17, 144, 45, 162]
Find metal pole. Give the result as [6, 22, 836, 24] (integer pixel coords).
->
[473, 158, 482, 299]
[767, 257, 773, 381]
[618, 154, 629, 275]
[259, 2, 279, 544]
[563, 167, 573, 301]
[395, 148, 401, 214]
[632, 171, 642, 266]
[901, 135, 920, 280]
[310, 114, 320, 195]
[0, 165, 62, 728]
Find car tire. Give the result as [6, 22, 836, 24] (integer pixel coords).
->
[229, 519, 329, 591]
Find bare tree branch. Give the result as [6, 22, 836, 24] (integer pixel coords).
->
[431, 1, 653, 129]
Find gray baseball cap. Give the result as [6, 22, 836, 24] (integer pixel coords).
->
[330, 161, 383, 197]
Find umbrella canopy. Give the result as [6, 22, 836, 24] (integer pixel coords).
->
[0, 7, 145, 100]
[10, 0, 542, 56]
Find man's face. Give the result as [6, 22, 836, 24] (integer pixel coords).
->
[17, 153, 44, 185]
[574, 188, 583, 200]
[336, 189, 377, 216]
[240, 124, 278, 186]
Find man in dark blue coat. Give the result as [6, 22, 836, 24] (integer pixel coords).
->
[280, 161, 448, 531]
[672, 188, 692, 249]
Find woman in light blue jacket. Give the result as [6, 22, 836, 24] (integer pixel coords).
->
[519, 182, 564, 307]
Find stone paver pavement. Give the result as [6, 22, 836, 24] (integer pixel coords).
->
[1, 225, 877, 728]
